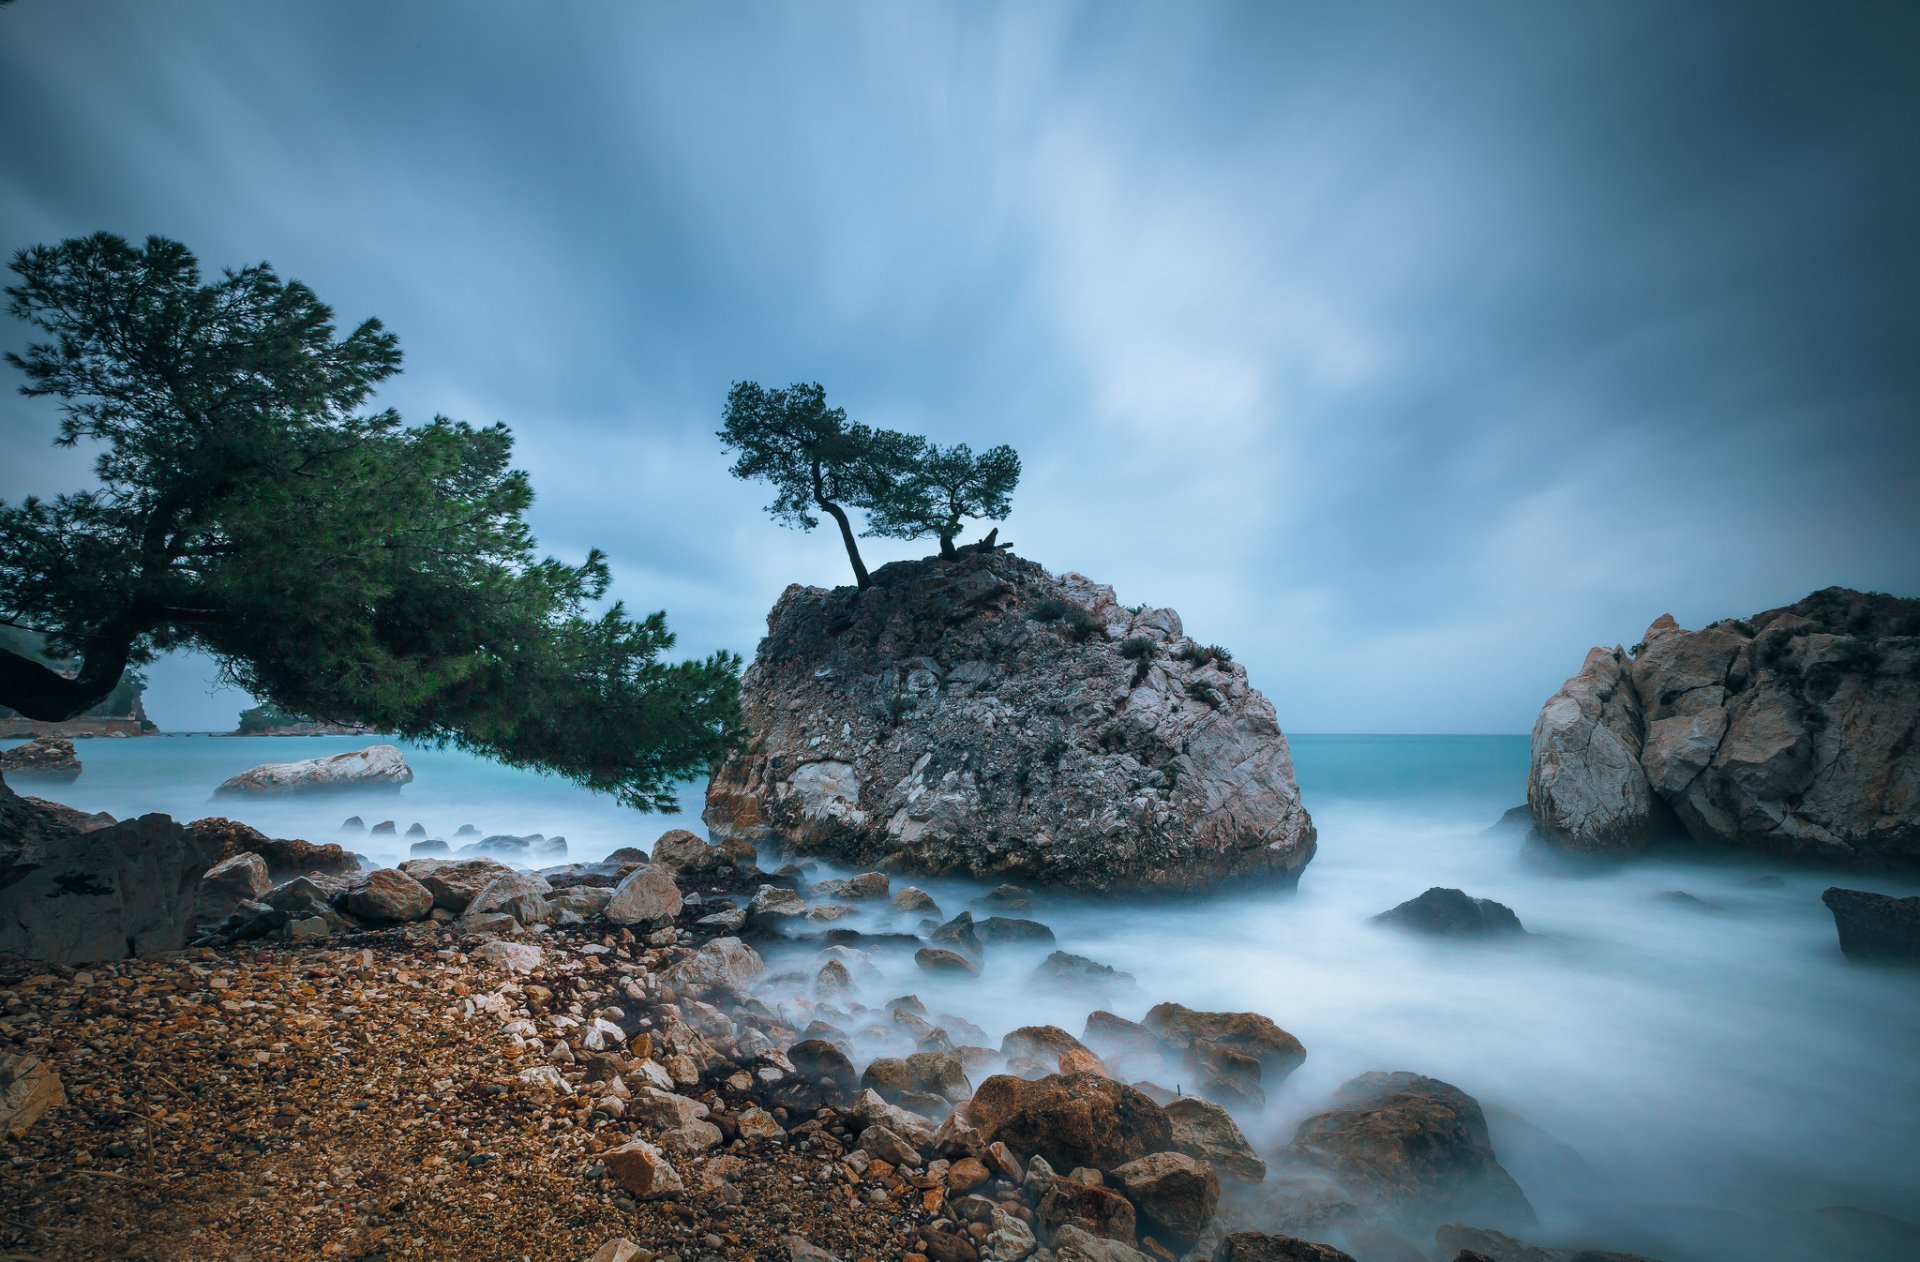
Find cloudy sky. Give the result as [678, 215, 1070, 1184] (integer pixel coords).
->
[2, 1, 1916, 733]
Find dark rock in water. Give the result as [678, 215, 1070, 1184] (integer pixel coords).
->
[967, 1071, 1173, 1173]
[1287, 1072, 1534, 1234]
[1373, 888, 1527, 938]
[1484, 805, 1533, 835]
[1822, 887, 1920, 962]
[1436, 1221, 1665, 1262]
[23, 796, 115, 832]
[1082, 1010, 1161, 1062]
[702, 550, 1316, 892]
[1741, 873, 1785, 888]
[1654, 890, 1722, 912]
[977, 882, 1034, 911]
[186, 817, 359, 878]
[0, 736, 82, 782]
[340, 816, 365, 833]
[976, 916, 1055, 945]
[929, 911, 983, 958]
[0, 803, 219, 964]
[1214, 1233, 1358, 1262]
[915, 947, 978, 976]
[404, 822, 426, 837]
[454, 823, 480, 837]
[1036, 1175, 1136, 1245]
[409, 838, 450, 858]
[1030, 950, 1138, 996]
[371, 820, 397, 836]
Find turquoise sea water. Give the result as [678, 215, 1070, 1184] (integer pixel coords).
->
[7, 730, 1918, 1260]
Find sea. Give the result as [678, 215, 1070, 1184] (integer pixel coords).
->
[7, 730, 1918, 1261]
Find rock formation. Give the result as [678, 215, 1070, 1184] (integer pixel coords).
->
[0, 736, 82, 782]
[704, 552, 1316, 891]
[214, 743, 414, 795]
[1821, 887, 1920, 963]
[1528, 588, 1920, 865]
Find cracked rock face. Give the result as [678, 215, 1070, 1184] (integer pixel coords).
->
[1528, 587, 1920, 864]
[703, 552, 1315, 891]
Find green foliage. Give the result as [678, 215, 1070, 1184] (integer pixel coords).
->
[863, 440, 1020, 558]
[1628, 642, 1646, 657]
[878, 693, 917, 727]
[1174, 643, 1232, 667]
[1118, 635, 1155, 684]
[1, 232, 741, 809]
[236, 702, 303, 733]
[1042, 737, 1068, 764]
[1027, 597, 1100, 639]
[1185, 679, 1221, 708]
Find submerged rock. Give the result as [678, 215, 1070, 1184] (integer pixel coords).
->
[0, 736, 82, 782]
[1213, 1234, 1357, 1262]
[1822, 887, 1920, 962]
[1528, 589, 1920, 865]
[703, 551, 1315, 891]
[214, 742, 413, 794]
[1372, 888, 1527, 938]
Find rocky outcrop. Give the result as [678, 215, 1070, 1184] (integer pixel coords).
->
[214, 743, 413, 795]
[1821, 887, 1920, 963]
[1528, 589, 1920, 865]
[1372, 888, 1527, 938]
[0, 806, 220, 964]
[704, 552, 1315, 891]
[0, 736, 83, 783]
[967, 1071, 1174, 1172]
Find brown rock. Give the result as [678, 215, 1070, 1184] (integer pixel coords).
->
[1165, 1095, 1266, 1182]
[1141, 1004, 1305, 1083]
[1110, 1151, 1219, 1244]
[0, 735, 81, 781]
[1037, 1176, 1137, 1244]
[1, 1052, 64, 1138]
[967, 1072, 1173, 1173]
[946, 1157, 990, 1191]
[345, 867, 434, 922]
[399, 856, 518, 914]
[916, 947, 979, 976]
[1212, 1233, 1358, 1262]
[602, 1138, 683, 1199]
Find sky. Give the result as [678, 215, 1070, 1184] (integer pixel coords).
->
[1, 1, 1916, 734]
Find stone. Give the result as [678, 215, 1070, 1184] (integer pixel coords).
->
[0, 809, 219, 964]
[196, 851, 271, 921]
[749, 884, 809, 926]
[930, 911, 984, 957]
[214, 743, 413, 794]
[1050, 1225, 1152, 1262]
[1433, 1222, 1665, 1262]
[1212, 1233, 1358, 1262]
[662, 936, 765, 994]
[966, 1072, 1173, 1173]
[1141, 1003, 1306, 1083]
[0, 735, 81, 781]
[702, 552, 1316, 891]
[1030, 951, 1137, 999]
[21, 796, 115, 832]
[1110, 1151, 1219, 1244]
[985, 1207, 1037, 1262]
[588, 1240, 647, 1262]
[736, 1104, 787, 1141]
[472, 940, 544, 974]
[1165, 1095, 1266, 1181]
[465, 870, 554, 924]
[1372, 888, 1527, 938]
[916, 947, 979, 976]
[908, 1050, 972, 1102]
[849, 1088, 938, 1148]
[606, 863, 684, 926]
[785, 1238, 843, 1262]
[1081, 1011, 1162, 1064]
[650, 828, 735, 878]
[894, 886, 941, 914]
[602, 1138, 683, 1199]
[345, 867, 434, 922]
[863, 1057, 913, 1100]
[979, 883, 1033, 911]
[860, 1122, 922, 1166]
[976, 916, 1055, 945]
[397, 856, 516, 913]
[188, 817, 359, 877]
[1036, 1176, 1137, 1244]
[1822, 887, 1920, 962]
[1528, 590, 1920, 864]
[785, 1039, 859, 1109]
[1001, 1025, 1091, 1066]
[263, 874, 344, 917]
[1286, 1072, 1533, 1233]
[409, 838, 450, 857]
[1, 1052, 64, 1138]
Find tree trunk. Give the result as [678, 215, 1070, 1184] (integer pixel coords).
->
[938, 532, 958, 560]
[0, 637, 130, 722]
[819, 500, 871, 590]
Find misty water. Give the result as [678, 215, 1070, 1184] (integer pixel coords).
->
[12, 731, 1919, 1260]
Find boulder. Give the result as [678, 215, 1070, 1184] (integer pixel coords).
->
[605, 864, 684, 926]
[601, 1138, 683, 1199]
[187, 817, 360, 878]
[1372, 888, 1527, 938]
[0, 736, 82, 782]
[1037, 1176, 1137, 1245]
[472, 939, 544, 974]
[1141, 1003, 1306, 1083]
[465, 871, 554, 924]
[0, 811, 220, 964]
[967, 1072, 1173, 1173]
[1528, 590, 1920, 864]
[702, 552, 1316, 891]
[1213, 1234, 1357, 1262]
[663, 936, 765, 995]
[893, 886, 941, 914]
[1165, 1095, 1267, 1181]
[650, 828, 734, 878]
[977, 916, 1056, 945]
[916, 947, 979, 976]
[1051, 1225, 1152, 1262]
[1286, 1072, 1533, 1233]
[1822, 887, 1920, 962]
[1031, 951, 1137, 999]
[21, 796, 115, 832]
[196, 851, 271, 922]
[345, 867, 434, 923]
[399, 856, 516, 913]
[1110, 1151, 1219, 1244]
[214, 743, 413, 795]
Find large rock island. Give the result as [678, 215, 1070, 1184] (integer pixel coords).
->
[704, 552, 1316, 891]
[1528, 587, 1919, 865]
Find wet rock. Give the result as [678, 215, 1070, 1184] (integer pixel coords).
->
[0, 811, 219, 964]
[976, 916, 1055, 945]
[967, 1072, 1173, 1172]
[371, 821, 398, 835]
[703, 552, 1316, 891]
[849, 1088, 938, 1147]
[930, 911, 984, 958]
[1030, 951, 1137, 998]
[785, 1039, 858, 1109]
[1002, 1025, 1092, 1068]
[189, 817, 360, 877]
[978, 883, 1033, 911]
[916, 947, 979, 976]
[894, 886, 942, 914]
[650, 828, 736, 879]
[1111, 1150, 1218, 1244]
[1372, 888, 1527, 939]
[1287, 1072, 1533, 1233]
[663, 936, 765, 995]
[345, 867, 434, 923]
[196, 851, 271, 922]
[862, 1057, 914, 1100]
[1142, 1002, 1306, 1084]
[20, 795, 115, 832]
[1081, 1011, 1161, 1064]
[907, 1050, 972, 1102]
[1050, 1225, 1151, 1262]
[551, 886, 614, 918]
[602, 1137, 684, 1198]
[409, 838, 450, 857]
[589, 1240, 649, 1262]
[1213, 1233, 1358, 1262]
[465, 870, 554, 924]
[214, 743, 413, 794]
[1822, 887, 1920, 962]
[0, 735, 81, 781]
[396, 856, 516, 913]
[1165, 1095, 1266, 1182]
[813, 871, 892, 901]
[1, 1052, 65, 1138]
[262, 874, 343, 917]
[749, 884, 809, 927]
[1036, 1176, 1137, 1244]
[606, 863, 684, 926]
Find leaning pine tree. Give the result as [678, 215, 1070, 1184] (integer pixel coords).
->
[0, 232, 740, 810]
[863, 440, 1020, 559]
